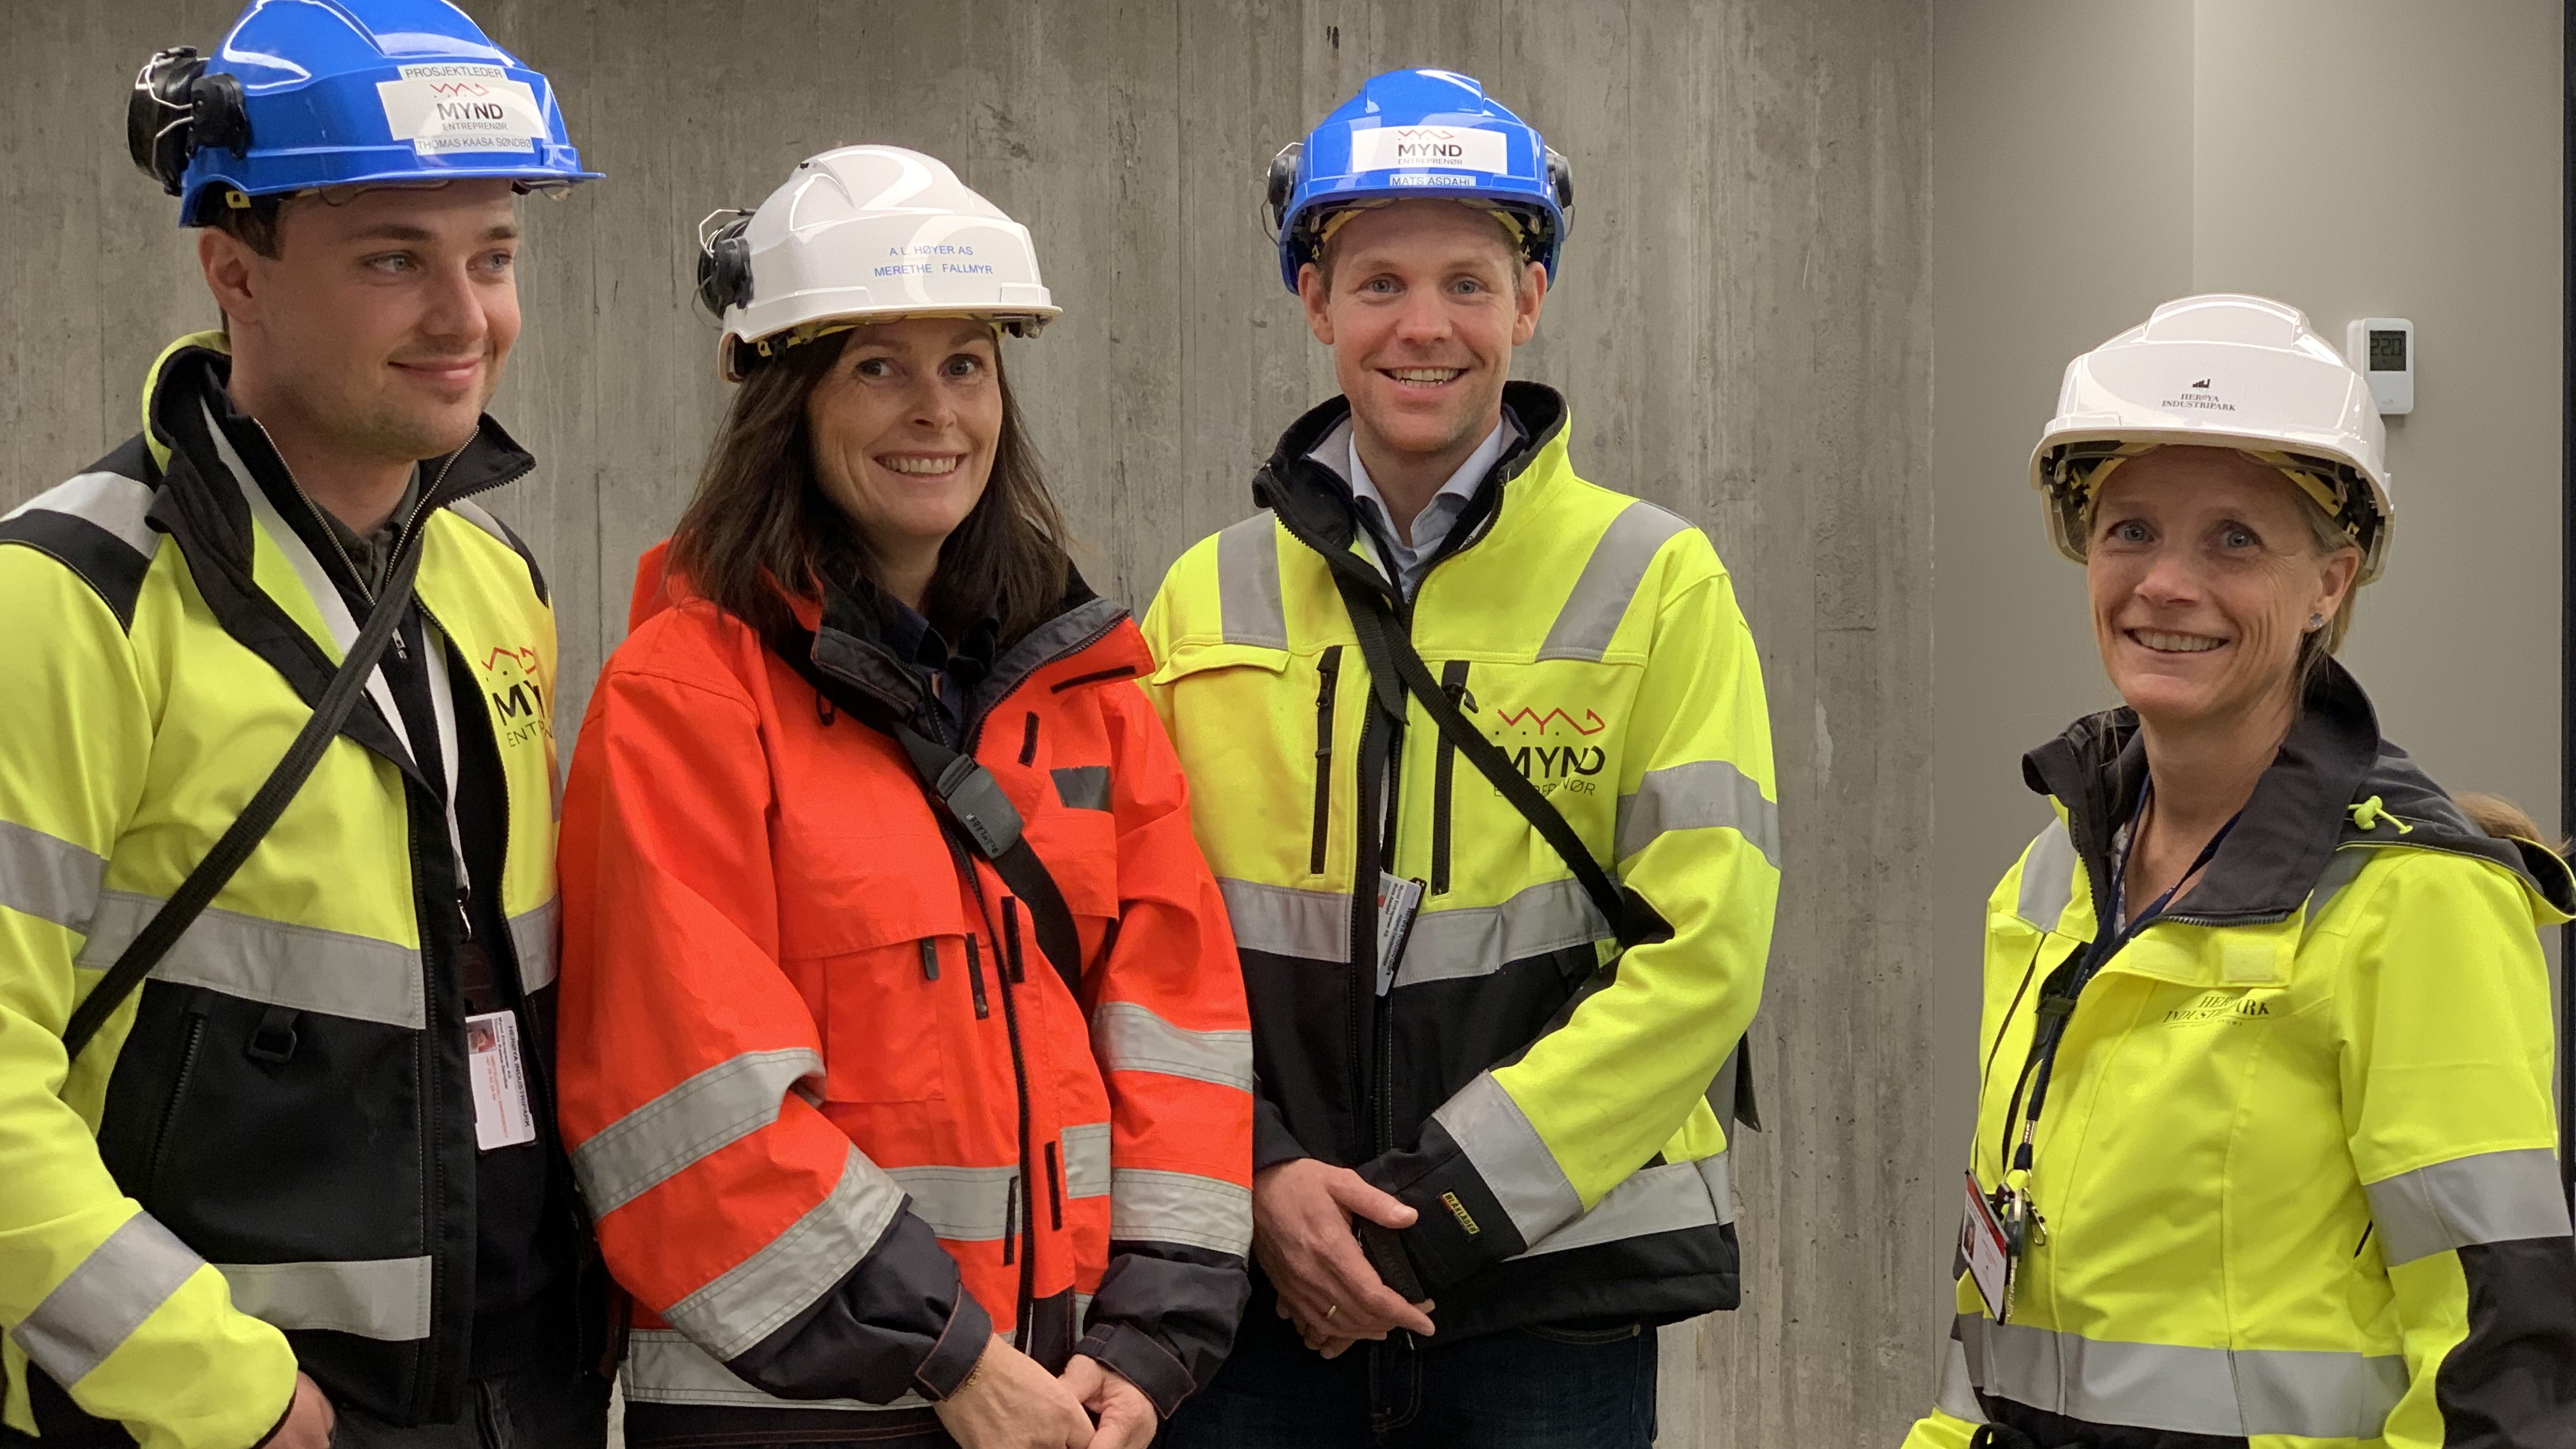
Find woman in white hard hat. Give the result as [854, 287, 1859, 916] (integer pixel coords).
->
[1905, 294, 2576, 1448]
[551, 147, 1254, 1449]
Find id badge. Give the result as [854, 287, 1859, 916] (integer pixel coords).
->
[1374, 872, 1426, 995]
[1960, 1172, 2014, 1322]
[466, 1010, 537, 1151]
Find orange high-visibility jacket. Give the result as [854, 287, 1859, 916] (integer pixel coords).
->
[555, 548, 1253, 1428]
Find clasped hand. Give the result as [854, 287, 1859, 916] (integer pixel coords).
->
[931, 1335, 1158, 1449]
[1250, 1158, 1437, 1359]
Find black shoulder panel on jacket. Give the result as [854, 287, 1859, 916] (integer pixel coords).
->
[0, 449, 160, 631]
[447, 498, 549, 606]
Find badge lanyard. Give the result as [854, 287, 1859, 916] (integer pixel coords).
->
[1975, 784, 2238, 1319]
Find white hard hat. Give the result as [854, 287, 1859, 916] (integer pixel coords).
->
[696, 145, 1059, 381]
[2030, 293, 2395, 583]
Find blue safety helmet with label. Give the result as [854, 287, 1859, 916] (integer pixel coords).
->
[1264, 68, 1572, 293]
[128, 0, 598, 227]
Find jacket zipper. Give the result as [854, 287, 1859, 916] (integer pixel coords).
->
[1431, 660, 1470, 896]
[1310, 647, 1343, 876]
[144, 1002, 211, 1199]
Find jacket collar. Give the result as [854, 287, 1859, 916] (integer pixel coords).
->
[1254, 380, 1571, 608]
[804, 570, 1136, 747]
[2023, 657, 2574, 924]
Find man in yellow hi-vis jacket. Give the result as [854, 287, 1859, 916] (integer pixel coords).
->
[1147, 70, 1779, 1447]
[0, 6, 601, 1446]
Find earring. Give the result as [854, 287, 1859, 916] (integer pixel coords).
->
[2306, 613, 2326, 631]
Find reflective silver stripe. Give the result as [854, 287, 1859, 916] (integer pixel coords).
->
[2303, 847, 2370, 938]
[1511, 1153, 1731, 1261]
[1935, 1336, 1986, 1422]
[888, 1163, 1019, 1241]
[1110, 1169, 1252, 1255]
[2014, 820, 2077, 930]
[0, 818, 105, 930]
[447, 498, 518, 555]
[11, 1213, 203, 1385]
[1954, 1314, 2405, 1439]
[215, 1257, 433, 1342]
[2365, 1148, 2571, 1265]
[1399, 877, 1611, 988]
[1053, 765, 1112, 812]
[509, 898, 558, 993]
[1076, 1292, 1094, 1330]
[1614, 759, 1779, 867]
[621, 1327, 925, 1410]
[1222, 876, 1614, 983]
[665, 1146, 907, 1360]
[572, 1048, 824, 1216]
[1431, 1072, 1583, 1246]
[1218, 878, 1348, 963]
[4, 471, 159, 559]
[1091, 1000, 1253, 1091]
[1535, 502, 1690, 662]
[1216, 512, 1288, 649]
[1063, 1123, 1112, 1199]
[82, 891, 424, 1029]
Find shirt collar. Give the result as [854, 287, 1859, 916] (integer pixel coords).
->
[1305, 413, 1518, 539]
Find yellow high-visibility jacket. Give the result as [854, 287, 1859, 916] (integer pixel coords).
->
[0, 337, 562, 1448]
[1142, 382, 1778, 1336]
[1907, 661, 2576, 1448]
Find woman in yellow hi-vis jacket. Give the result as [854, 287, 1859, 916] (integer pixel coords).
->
[1905, 295, 2576, 1449]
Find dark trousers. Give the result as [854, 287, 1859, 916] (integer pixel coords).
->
[328, 1368, 610, 1448]
[1162, 1300, 1657, 1449]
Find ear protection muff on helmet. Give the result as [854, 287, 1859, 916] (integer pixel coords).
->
[694, 210, 755, 321]
[1544, 145, 1575, 231]
[1262, 142, 1302, 240]
[128, 47, 250, 199]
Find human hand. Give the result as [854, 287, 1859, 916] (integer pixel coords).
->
[1251, 1158, 1436, 1357]
[1059, 1353, 1157, 1449]
[931, 1336, 1092, 1449]
[263, 1372, 335, 1449]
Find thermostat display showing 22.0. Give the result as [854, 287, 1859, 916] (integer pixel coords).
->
[2345, 317, 2415, 416]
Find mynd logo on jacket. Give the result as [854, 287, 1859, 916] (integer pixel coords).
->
[483, 645, 549, 747]
[1492, 697, 1610, 792]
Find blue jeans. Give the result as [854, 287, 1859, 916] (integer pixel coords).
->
[1162, 1297, 1657, 1449]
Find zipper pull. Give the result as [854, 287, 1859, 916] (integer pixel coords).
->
[390, 627, 408, 663]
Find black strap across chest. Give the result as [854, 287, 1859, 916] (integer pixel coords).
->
[772, 627, 1086, 1003]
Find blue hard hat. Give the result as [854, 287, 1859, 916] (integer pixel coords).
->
[1264, 68, 1572, 293]
[128, 0, 597, 226]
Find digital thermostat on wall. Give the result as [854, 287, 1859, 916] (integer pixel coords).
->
[2345, 318, 2414, 415]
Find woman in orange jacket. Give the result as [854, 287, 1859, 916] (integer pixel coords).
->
[553, 147, 1254, 1449]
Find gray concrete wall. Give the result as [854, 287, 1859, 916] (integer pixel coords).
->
[1928, 0, 2563, 1414]
[1, 3, 1936, 1442]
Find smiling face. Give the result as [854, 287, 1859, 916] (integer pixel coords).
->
[203, 179, 523, 464]
[806, 318, 1004, 596]
[2085, 445, 2361, 734]
[1298, 199, 1545, 466]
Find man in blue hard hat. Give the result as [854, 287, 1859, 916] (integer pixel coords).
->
[0, 4, 601, 1446]
[1142, 69, 1779, 1446]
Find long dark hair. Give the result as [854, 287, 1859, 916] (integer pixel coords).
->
[667, 328, 1071, 647]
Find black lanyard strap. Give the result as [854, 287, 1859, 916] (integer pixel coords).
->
[1997, 802, 2238, 1176]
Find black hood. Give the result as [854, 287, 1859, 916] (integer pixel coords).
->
[2021, 657, 2574, 924]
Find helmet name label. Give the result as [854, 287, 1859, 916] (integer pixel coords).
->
[1351, 125, 1508, 176]
[378, 65, 546, 157]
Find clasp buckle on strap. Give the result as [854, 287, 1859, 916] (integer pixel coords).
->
[935, 755, 1025, 860]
